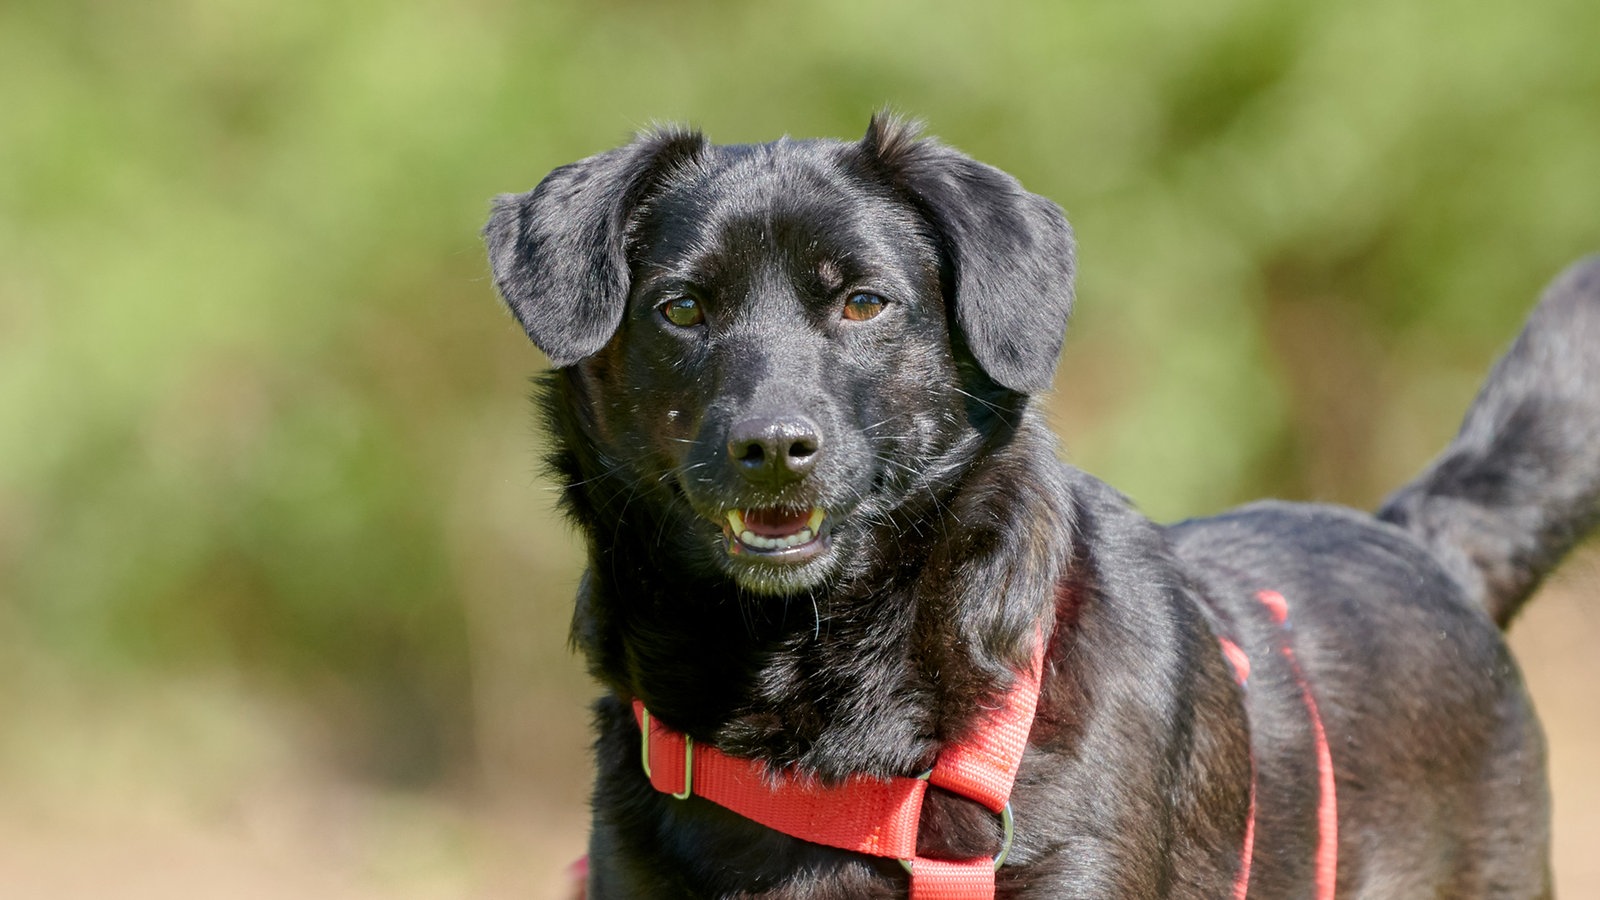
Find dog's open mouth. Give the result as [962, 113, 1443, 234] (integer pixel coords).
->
[722, 507, 827, 559]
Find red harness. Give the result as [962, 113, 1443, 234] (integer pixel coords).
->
[609, 588, 1338, 900]
[634, 637, 1045, 899]
[1219, 590, 1340, 900]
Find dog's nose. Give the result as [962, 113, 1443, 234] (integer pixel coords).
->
[726, 416, 821, 484]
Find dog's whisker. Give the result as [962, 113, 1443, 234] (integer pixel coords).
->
[949, 386, 1012, 419]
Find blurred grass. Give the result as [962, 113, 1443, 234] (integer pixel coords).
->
[1, 0, 1598, 894]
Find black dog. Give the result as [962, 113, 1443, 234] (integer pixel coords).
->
[484, 114, 1600, 898]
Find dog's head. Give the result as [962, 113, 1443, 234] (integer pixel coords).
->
[486, 116, 1075, 596]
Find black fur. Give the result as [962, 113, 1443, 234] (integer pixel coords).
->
[484, 114, 1600, 898]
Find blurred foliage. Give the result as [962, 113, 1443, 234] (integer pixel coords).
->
[1, 0, 1597, 794]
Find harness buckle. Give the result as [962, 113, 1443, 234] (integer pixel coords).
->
[639, 707, 694, 800]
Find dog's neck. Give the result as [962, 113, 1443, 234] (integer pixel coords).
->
[547, 378, 1073, 783]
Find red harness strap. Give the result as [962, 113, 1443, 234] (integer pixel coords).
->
[1256, 589, 1338, 900]
[1219, 590, 1339, 900]
[1217, 636, 1256, 900]
[633, 638, 1045, 899]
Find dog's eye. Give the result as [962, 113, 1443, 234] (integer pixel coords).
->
[659, 296, 704, 328]
[842, 293, 887, 322]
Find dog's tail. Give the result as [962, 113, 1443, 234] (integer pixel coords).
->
[1378, 256, 1600, 629]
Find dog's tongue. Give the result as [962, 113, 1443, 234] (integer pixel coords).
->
[743, 507, 810, 537]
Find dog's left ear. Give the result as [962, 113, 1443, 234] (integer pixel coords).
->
[858, 115, 1075, 394]
[484, 128, 706, 366]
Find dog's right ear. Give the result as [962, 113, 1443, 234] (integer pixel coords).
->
[484, 129, 706, 366]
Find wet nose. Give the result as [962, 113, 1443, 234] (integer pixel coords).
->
[726, 415, 821, 484]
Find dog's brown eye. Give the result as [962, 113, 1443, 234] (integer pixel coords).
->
[660, 296, 704, 328]
[843, 293, 886, 322]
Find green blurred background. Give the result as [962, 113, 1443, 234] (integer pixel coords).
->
[2, 0, 1598, 896]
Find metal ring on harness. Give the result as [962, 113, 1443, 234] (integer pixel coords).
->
[897, 801, 1015, 874]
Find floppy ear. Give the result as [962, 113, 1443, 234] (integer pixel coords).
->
[859, 114, 1075, 394]
[484, 128, 706, 366]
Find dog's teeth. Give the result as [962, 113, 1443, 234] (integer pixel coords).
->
[727, 510, 745, 534]
[737, 528, 815, 551]
[807, 508, 825, 531]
